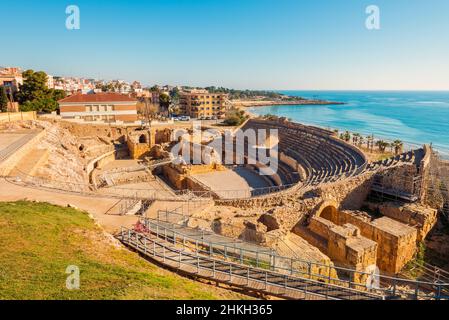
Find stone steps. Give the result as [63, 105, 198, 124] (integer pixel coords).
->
[10, 147, 49, 177]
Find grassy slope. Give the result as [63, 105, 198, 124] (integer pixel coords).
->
[0, 201, 247, 300]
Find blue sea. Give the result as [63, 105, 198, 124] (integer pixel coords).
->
[247, 91, 449, 158]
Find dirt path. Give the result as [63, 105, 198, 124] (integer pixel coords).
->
[0, 178, 138, 233]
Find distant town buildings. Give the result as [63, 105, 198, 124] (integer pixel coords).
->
[1, 66, 233, 120]
[58, 92, 138, 123]
[179, 89, 228, 119]
[0, 67, 23, 96]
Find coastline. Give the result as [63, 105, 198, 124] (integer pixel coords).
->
[241, 111, 438, 160]
[230, 99, 345, 108]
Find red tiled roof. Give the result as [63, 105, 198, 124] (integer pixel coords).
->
[58, 92, 137, 103]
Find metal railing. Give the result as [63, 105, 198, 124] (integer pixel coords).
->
[119, 227, 382, 300]
[139, 218, 449, 300]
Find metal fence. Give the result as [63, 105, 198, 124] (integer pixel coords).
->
[119, 226, 382, 300]
[139, 217, 449, 300]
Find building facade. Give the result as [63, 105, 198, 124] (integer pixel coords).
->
[58, 92, 138, 123]
[0, 67, 23, 96]
[179, 89, 228, 119]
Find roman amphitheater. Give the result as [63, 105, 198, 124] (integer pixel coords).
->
[1, 114, 449, 300]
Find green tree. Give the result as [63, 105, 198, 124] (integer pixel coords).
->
[352, 133, 360, 145]
[159, 93, 170, 109]
[223, 108, 248, 126]
[375, 140, 389, 152]
[0, 86, 8, 112]
[393, 140, 404, 155]
[15, 70, 66, 112]
[340, 131, 351, 142]
[16, 70, 48, 104]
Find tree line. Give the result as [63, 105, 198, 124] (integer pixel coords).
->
[0, 70, 66, 113]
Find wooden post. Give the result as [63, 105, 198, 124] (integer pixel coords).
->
[213, 261, 216, 277]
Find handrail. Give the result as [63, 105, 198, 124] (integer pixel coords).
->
[119, 227, 383, 300]
[140, 218, 449, 300]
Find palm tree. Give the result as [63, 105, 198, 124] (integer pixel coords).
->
[376, 140, 389, 152]
[343, 131, 351, 142]
[358, 136, 364, 147]
[393, 140, 403, 155]
[353, 133, 360, 145]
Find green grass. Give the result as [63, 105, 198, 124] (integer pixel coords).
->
[0, 201, 247, 300]
[402, 242, 427, 279]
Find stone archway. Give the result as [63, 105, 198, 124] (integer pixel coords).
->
[312, 200, 339, 224]
[139, 134, 147, 144]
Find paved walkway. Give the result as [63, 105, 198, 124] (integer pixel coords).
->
[0, 177, 138, 233]
[0, 131, 40, 163]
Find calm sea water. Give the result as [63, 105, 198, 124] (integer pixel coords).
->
[247, 91, 449, 157]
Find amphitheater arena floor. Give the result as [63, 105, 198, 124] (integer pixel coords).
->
[191, 167, 271, 198]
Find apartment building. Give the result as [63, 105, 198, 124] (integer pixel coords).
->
[179, 89, 228, 119]
[0, 67, 23, 96]
[58, 92, 138, 123]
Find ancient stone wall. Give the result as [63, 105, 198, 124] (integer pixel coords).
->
[376, 164, 418, 195]
[366, 201, 437, 242]
[338, 210, 417, 274]
[56, 120, 129, 141]
[308, 216, 377, 271]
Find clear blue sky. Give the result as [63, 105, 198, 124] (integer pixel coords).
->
[1, 0, 448, 90]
